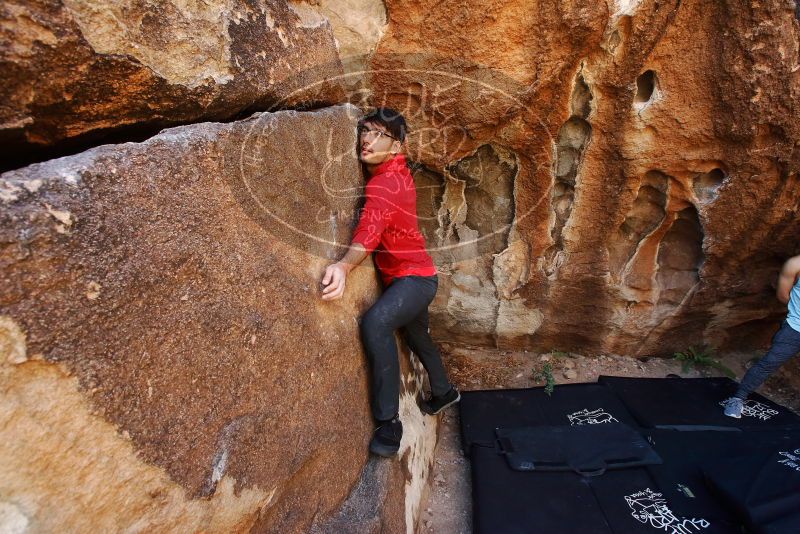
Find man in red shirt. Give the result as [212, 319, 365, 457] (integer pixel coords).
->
[320, 108, 460, 457]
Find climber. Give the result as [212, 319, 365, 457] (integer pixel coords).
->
[722, 254, 800, 418]
[320, 107, 460, 457]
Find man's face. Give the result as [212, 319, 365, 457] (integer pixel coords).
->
[358, 121, 401, 164]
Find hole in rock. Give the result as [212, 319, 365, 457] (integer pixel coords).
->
[656, 206, 704, 306]
[544, 73, 594, 275]
[571, 74, 593, 119]
[411, 163, 446, 244]
[607, 30, 621, 52]
[550, 116, 591, 240]
[446, 144, 517, 254]
[634, 70, 657, 105]
[692, 168, 725, 202]
[608, 171, 668, 276]
[554, 118, 591, 199]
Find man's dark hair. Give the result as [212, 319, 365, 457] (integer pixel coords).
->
[358, 107, 407, 143]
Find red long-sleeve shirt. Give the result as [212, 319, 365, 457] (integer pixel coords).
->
[351, 153, 437, 286]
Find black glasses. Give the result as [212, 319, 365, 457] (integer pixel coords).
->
[358, 126, 397, 141]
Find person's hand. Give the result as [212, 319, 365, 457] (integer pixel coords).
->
[321, 262, 349, 300]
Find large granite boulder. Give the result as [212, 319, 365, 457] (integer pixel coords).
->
[0, 104, 436, 533]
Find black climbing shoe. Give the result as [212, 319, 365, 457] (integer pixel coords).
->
[421, 386, 461, 415]
[369, 415, 403, 457]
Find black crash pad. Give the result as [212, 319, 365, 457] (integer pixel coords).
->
[642, 429, 800, 526]
[470, 445, 612, 534]
[704, 442, 800, 533]
[470, 444, 737, 534]
[598, 376, 800, 430]
[461, 377, 800, 534]
[460, 383, 638, 452]
[590, 468, 737, 534]
[496, 423, 662, 475]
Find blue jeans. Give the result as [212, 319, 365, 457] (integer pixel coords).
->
[736, 319, 800, 398]
[360, 274, 452, 421]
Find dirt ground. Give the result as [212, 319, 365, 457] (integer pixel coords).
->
[418, 344, 800, 534]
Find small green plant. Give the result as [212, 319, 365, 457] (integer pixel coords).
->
[532, 363, 556, 396]
[673, 346, 735, 378]
[550, 349, 570, 359]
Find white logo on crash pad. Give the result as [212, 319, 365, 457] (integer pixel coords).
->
[567, 408, 619, 425]
[717, 399, 779, 420]
[742, 400, 779, 420]
[778, 448, 800, 472]
[625, 488, 709, 534]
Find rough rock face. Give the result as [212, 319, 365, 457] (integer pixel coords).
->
[0, 0, 347, 169]
[2, 0, 799, 527]
[366, 0, 800, 356]
[0, 105, 436, 533]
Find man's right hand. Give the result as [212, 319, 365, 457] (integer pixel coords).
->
[321, 262, 350, 301]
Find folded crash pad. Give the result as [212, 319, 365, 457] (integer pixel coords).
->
[495, 423, 662, 475]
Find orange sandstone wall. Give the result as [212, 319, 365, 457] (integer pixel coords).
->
[366, 0, 800, 356]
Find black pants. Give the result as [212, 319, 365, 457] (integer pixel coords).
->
[736, 319, 800, 398]
[360, 274, 452, 421]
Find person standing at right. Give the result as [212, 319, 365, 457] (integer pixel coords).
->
[723, 254, 800, 418]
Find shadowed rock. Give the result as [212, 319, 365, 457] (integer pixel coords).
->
[0, 0, 347, 170]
